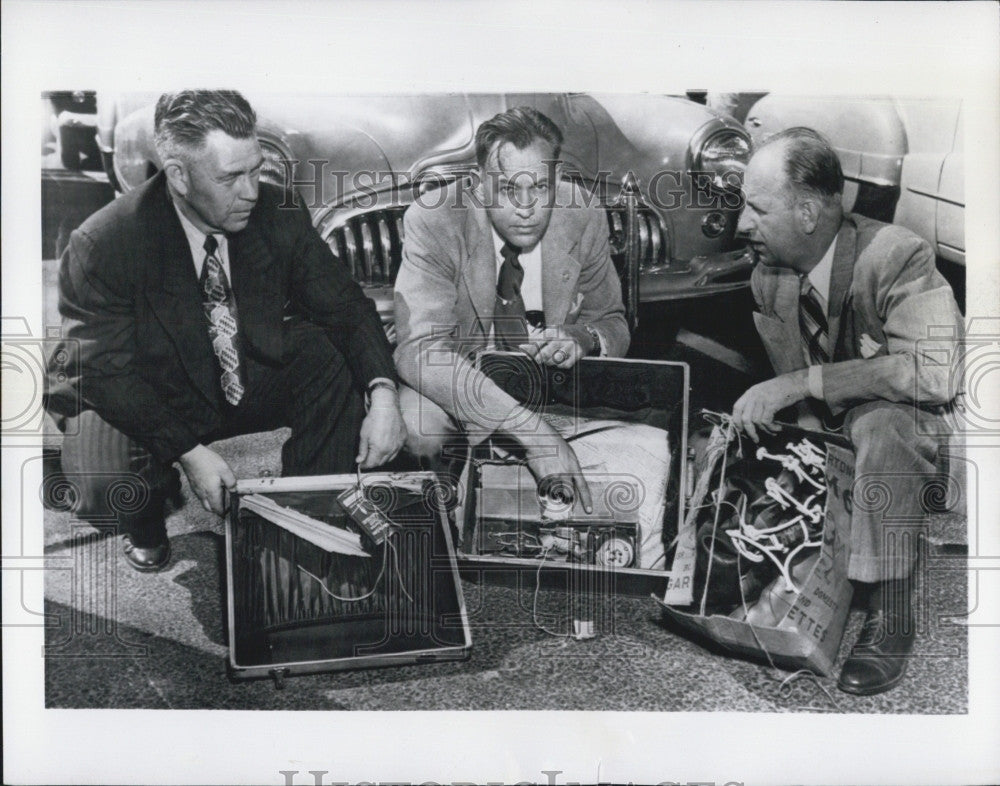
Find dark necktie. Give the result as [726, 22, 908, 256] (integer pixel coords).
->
[201, 235, 244, 405]
[799, 278, 830, 366]
[494, 241, 529, 350]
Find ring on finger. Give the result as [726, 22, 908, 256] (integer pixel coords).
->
[553, 349, 566, 363]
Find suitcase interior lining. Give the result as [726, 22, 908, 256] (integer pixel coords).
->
[230, 486, 466, 669]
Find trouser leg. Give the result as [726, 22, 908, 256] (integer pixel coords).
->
[234, 322, 367, 476]
[57, 410, 176, 547]
[398, 383, 466, 471]
[844, 400, 943, 582]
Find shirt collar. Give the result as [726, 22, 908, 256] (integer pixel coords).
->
[172, 199, 228, 275]
[805, 233, 837, 303]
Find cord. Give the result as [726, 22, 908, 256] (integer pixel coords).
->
[531, 546, 572, 639]
[297, 545, 387, 602]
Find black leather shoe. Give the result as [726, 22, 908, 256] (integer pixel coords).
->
[122, 534, 171, 573]
[837, 607, 915, 695]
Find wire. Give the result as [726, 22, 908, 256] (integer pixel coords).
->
[386, 538, 415, 603]
[297, 545, 387, 602]
[531, 546, 572, 639]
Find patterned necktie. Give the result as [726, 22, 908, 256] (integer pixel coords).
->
[799, 278, 830, 365]
[494, 241, 529, 351]
[201, 235, 244, 405]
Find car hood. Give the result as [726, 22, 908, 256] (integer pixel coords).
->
[254, 93, 498, 205]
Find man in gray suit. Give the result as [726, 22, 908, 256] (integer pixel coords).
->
[394, 107, 630, 513]
[732, 127, 963, 695]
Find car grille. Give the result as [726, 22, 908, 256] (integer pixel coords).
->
[327, 203, 670, 287]
[606, 205, 669, 271]
[329, 207, 408, 287]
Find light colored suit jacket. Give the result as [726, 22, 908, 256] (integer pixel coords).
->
[751, 213, 963, 416]
[394, 179, 629, 440]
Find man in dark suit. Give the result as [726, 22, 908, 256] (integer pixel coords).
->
[45, 90, 406, 572]
[732, 128, 963, 695]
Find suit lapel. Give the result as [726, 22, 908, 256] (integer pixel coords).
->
[826, 217, 857, 361]
[142, 180, 220, 407]
[540, 202, 581, 323]
[756, 266, 807, 375]
[459, 196, 498, 337]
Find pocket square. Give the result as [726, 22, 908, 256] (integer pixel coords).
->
[859, 333, 882, 358]
[568, 292, 585, 315]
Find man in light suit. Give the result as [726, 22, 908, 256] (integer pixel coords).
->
[394, 107, 630, 512]
[732, 127, 963, 695]
[46, 91, 406, 572]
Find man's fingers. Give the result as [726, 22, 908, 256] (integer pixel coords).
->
[221, 464, 237, 491]
[206, 483, 225, 516]
[517, 343, 539, 358]
[355, 435, 370, 466]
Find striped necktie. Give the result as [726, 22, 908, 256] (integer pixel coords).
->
[201, 235, 245, 406]
[494, 241, 529, 351]
[799, 277, 830, 366]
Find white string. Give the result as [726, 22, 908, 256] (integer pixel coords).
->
[386, 538, 415, 603]
[532, 546, 572, 639]
[297, 545, 387, 602]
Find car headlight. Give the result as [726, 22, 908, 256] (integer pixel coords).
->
[694, 130, 750, 190]
[258, 138, 291, 188]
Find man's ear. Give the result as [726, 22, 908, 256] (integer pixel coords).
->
[162, 157, 189, 197]
[797, 196, 821, 234]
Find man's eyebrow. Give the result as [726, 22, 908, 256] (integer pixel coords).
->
[218, 156, 265, 179]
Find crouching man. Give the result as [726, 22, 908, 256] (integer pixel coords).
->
[393, 107, 671, 568]
[731, 127, 963, 695]
[45, 90, 406, 572]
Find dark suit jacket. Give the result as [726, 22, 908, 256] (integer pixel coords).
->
[46, 172, 396, 463]
[751, 213, 963, 416]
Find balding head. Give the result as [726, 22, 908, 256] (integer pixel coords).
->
[737, 127, 844, 272]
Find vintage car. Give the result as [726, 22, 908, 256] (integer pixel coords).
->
[96, 92, 754, 337]
[743, 94, 965, 268]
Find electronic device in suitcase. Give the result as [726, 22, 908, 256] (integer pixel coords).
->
[225, 472, 472, 686]
[458, 352, 689, 596]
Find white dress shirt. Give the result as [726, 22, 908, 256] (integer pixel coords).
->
[173, 202, 232, 281]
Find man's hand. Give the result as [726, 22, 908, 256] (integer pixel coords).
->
[499, 406, 593, 514]
[356, 387, 407, 469]
[519, 326, 588, 369]
[731, 369, 810, 442]
[178, 444, 237, 515]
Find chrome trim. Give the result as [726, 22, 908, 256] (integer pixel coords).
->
[359, 221, 375, 281]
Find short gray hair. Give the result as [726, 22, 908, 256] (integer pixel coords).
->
[758, 126, 844, 203]
[153, 90, 256, 161]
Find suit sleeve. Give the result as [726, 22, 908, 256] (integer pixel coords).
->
[562, 202, 630, 357]
[393, 205, 520, 443]
[286, 202, 397, 387]
[820, 231, 963, 414]
[50, 229, 202, 463]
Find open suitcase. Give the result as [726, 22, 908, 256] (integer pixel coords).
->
[225, 472, 472, 686]
[456, 352, 689, 597]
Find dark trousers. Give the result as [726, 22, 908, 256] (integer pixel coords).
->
[57, 322, 366, 546]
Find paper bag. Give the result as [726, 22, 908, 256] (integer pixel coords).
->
[658, 441, 855, 676]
